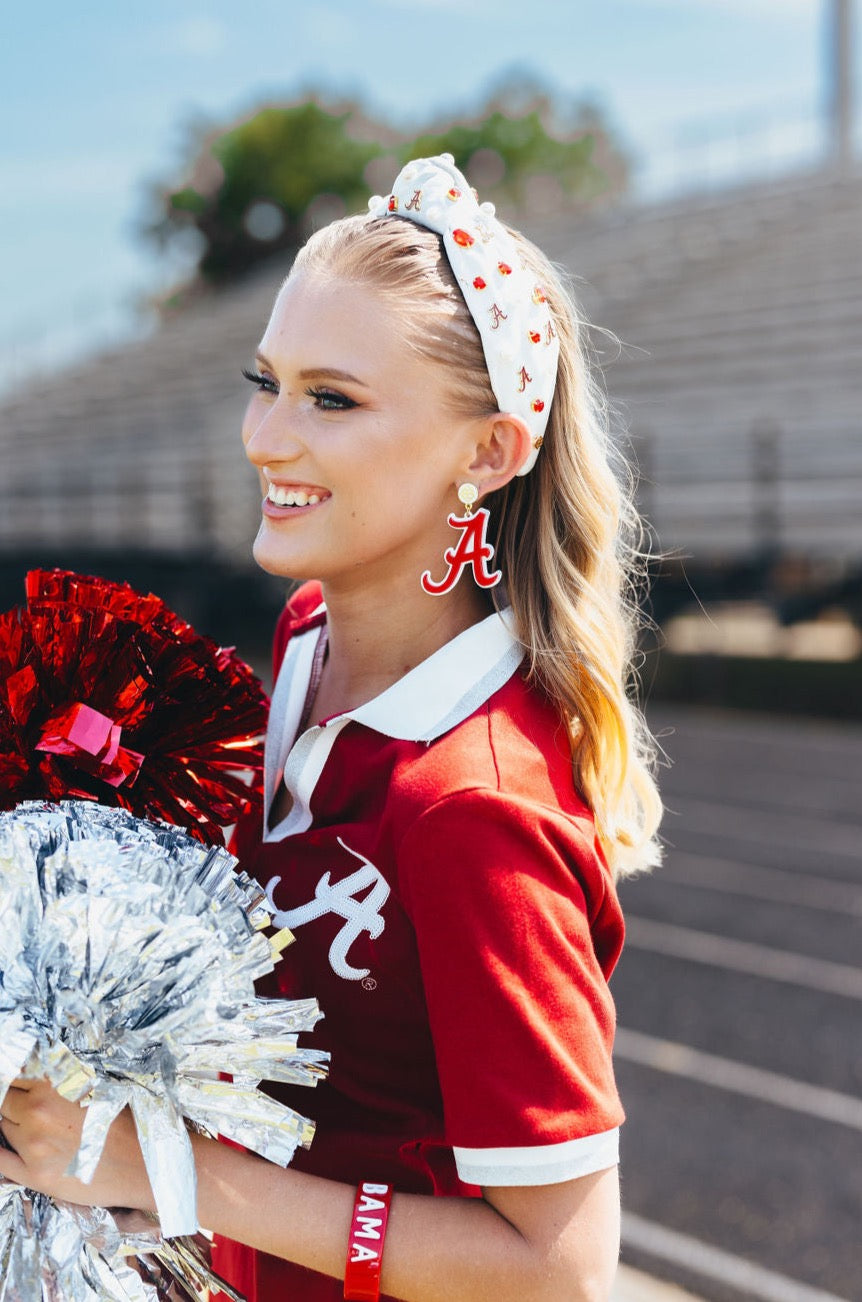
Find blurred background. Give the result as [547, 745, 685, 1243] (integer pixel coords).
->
[1, 2, 860, 1299]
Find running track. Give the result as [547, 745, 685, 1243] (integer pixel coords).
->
[613, 705, 862, 1302]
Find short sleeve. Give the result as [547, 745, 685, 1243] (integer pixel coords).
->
[398, 787, 624, 1187]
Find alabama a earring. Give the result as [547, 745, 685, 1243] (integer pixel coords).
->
[421, 483, 503, 595]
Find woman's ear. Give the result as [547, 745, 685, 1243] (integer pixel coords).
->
[466, 413, 533, 495]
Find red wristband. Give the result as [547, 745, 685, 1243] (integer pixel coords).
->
[343, 1181, 394, 1302]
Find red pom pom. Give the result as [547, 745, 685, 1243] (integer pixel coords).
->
[0, 570, 269, 844]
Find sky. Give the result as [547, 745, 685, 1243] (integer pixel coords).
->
[1, 0, 857, 391]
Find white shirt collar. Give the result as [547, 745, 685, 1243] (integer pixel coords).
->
[264, 605, 525, 840]
[346, 606, 525, 743]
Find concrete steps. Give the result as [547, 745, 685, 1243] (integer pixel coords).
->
[2, 167, 860, 564]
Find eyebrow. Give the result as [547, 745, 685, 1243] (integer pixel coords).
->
[255, 352, 370, 388]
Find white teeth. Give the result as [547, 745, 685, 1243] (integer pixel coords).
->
[267, 484, 324, 507]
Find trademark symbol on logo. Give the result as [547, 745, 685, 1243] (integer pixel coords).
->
[361, 976, 378, 991]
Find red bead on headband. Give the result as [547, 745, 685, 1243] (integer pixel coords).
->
[368, 154, 559, 475]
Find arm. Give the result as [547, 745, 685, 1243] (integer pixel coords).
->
[194, 1134, 620, 1302]
[0, 1085, 619, 1302]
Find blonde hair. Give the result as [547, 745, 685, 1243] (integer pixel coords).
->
[293, 215, 663, 878]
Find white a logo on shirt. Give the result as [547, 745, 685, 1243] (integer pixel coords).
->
[265, 838, 390, 981]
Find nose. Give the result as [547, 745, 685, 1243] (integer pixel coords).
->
[242, 396, 304, 470]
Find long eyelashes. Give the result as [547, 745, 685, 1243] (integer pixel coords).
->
[242, 367, 277, 394]
[241, 368, 357, 411]
[306, 387, 357, 411]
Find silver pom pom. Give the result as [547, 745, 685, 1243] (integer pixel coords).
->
[0, 800, 328, 1299]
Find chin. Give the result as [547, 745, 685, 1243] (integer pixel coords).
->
[251, 532, 313, 582]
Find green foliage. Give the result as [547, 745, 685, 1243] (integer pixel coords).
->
[143, 86, 628, 290]
[208, 103, 379, 242]
[147, 100, 382, 284]
[169, 186, 208, 216]
[403, 112, 602, 206]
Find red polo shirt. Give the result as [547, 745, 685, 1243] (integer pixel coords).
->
[212, 583, 624, 1301]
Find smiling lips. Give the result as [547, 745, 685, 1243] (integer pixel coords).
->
[266, 483, 330, 508]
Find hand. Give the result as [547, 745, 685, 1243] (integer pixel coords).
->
[0, 1077, 152, 1211]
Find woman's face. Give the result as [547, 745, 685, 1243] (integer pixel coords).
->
[242, 271, 483, 593]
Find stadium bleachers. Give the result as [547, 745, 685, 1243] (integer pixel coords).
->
[1, 165, 860, 568]
[537, 166, 862, 561]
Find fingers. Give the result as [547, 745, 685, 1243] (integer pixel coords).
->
[0, 1080, 83, 1177]
[0, 1080, 36, 1125]
[2, 1079, 34, 1099]
[0, 1101, 18, 1158]
[0, 1116, 18, 1140]
[0, 1089, 28, 1125]
[0, 1146, 27, 1185]
[2, 1078, 78, 1126]
[0, 1123, 13, 1165]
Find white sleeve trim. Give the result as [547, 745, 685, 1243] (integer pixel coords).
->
[453, 1127, 619, 1187]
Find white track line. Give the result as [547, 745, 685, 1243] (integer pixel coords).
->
[644, 852, 862, 916]
[622, 1213, 848, 1302]
[615, 1028, 862, 1131]
[612, 1263, 703, 1301]
[664, 796, 862, 860]
[649, 709, 862, 757]
[625, 916, 862, 1000]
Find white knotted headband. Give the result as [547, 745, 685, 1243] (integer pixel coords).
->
[368, 154, 559, 476]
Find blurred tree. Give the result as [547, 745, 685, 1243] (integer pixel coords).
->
[143, 98, 387, 290]
[141, 82, 628, 294]
[403, 70, 629, 216]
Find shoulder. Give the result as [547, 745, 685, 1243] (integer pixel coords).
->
[392, 669, 592, 831]
[388, 673, 620, 958]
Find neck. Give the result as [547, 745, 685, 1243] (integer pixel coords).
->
[315, 568, 494, 719]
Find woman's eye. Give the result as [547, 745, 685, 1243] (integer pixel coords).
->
[241, 366, 278, 394]
[306, 387, 357, 411]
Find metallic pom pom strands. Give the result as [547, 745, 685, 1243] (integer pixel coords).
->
[0, 569, 269, 846]
[0, 800, 329, 1301]
[0, 1192, 244, 1302]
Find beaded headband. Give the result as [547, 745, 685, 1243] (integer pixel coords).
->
[368, 154, 559, 476]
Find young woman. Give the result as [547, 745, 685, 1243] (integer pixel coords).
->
[0, 155, 662, 1302]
